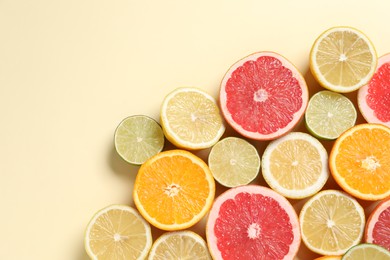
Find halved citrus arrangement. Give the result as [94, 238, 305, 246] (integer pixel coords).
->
[310, 26, 377, 93]
[84, 205, 152, 260]
[329, 123, 390, 200]
[206, 185, 301, 260]
[133, 149, 215, 231]
[219, 51, 308, 140]
[364, 197, 390, 251]
[160, 87, 225, 150]
[358, 53, 390, 127]
[85, 26, 390, 259]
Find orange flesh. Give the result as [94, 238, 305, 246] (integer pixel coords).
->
[136, 155, 212, 225]
[333, 127, 390, 196]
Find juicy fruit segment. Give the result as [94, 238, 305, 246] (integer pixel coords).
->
[299, 190, 365, 255]
[358, 53, 390, 127]
[261, 132, 329, 199]
[365, 197, 390, 251]
[305, 90, 357, 140]
[114, 115, 164, 165]
[220, 51, 308, 140]
[148, 231, 211, 260]
[329, 123, 390, 200]
[342, 243, 390, 259]
[133, 149, 215, 231]
[160, 87, 225, 149]
[84, 205, 152, 260]
[310, 26, 377, 93]
[208, 137, 260, 187]
[206, 185, 301, 260]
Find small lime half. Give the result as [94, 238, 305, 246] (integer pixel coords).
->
[305, 90, 357, 140]
[342, 243, 390, 259]
[114, 115, 164, 165]
[208, 137, 260, 188]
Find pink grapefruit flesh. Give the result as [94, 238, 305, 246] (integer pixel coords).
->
[358, 53, 390, 127]
[219, 52, 308, 140]
[364, 198, 390, 251]
[206, 185, 301, 260]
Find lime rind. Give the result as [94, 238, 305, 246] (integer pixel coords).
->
[305, 90, 357, 140]
[114, 115, 165, 165]
[208, 137, 260, 188]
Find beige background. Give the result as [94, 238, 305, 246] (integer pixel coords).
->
[1, 1, 389, 259]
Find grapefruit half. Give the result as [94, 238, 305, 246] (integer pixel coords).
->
[358, 53, 390, 127]
[219, 52, 308, 140]
[364, 197, 390, 251]
[206, 185, 300, 260]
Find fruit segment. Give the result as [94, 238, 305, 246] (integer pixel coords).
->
[220, 51, 308, 140]
[358, 53, 390, 127]
[206, 185, 300, 260]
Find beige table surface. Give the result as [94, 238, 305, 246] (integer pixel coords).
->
[1, 1, 389, 259]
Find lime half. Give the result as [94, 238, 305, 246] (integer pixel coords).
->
[342, 243, 390, 259]
[114, 115, 164, 165]
[305, 90, 357, 140]
[208, 137, 260, 187]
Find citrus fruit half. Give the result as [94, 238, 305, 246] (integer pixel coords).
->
[299, 190, 365, 256]
[206, 185, 301, 260]
[148, 231, 212, 260]
[310, 26, 377, 93]
[84, 204, 152, 260]
[364, 197, 390, 251]
[133, 149, 215, 231]
[261, 132, 329, 199]
[342, 243, 390, 260]
[305, 90, 357, 140]
[114, 115, 165, 165]
[219, 51, 308, 140]
[358, 53, 390, 127]
[208, 137, 260, 188]
[329, 123, 390, 200]
[160, 87, 225, 150]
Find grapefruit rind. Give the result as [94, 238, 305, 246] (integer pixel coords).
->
[358, 53, 390, 127]
[261, 132, 329, 199]
[329, 123, 390, 201]
[206, 185, 301, 260]
[310, 26, 377, 93]
[219, 51, 309, 141]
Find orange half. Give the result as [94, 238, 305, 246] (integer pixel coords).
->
[329, 124, 390, 200]
[133, 150, 215, 231]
